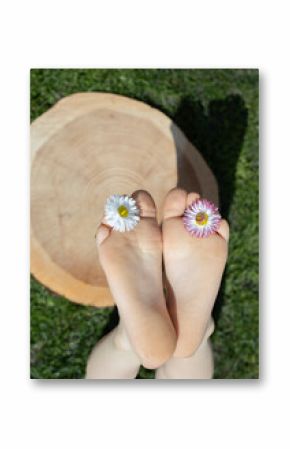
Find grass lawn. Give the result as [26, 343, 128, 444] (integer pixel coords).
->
[30, 69, 259, 379]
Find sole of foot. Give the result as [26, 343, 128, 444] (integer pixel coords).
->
[96, 190, 176, 369]
[162, 188, 229, 358]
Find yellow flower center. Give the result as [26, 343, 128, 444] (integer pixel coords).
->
[195, 212, 208, 226]
[118, 205, 129, 217]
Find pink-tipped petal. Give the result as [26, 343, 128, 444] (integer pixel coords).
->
[182, 198, 221, 238]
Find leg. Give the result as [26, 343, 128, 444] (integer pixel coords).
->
[156, 318, 215, 379]
[86, 320, 140, 379]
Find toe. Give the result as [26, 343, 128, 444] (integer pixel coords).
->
[217, 219, 230, 242]
[132, 190, 157, 218]
[162, 188, 187, 219]
[186, 192, 200, 206]
[96, 224, 111, 247]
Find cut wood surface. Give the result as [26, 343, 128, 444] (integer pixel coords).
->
[31, 93, 218, 307]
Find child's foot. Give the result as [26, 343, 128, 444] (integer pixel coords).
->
[162, 188, 229, 358]
[96, 190, 176, 369]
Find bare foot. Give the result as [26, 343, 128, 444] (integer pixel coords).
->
[162, 188, 229, 358]
[96, 190, 176, 369]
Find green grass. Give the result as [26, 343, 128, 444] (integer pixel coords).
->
[30, 69, 259, 379]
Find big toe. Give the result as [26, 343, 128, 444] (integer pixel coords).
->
[186, 191, 201, 206]
[162, 188, 188, 219]
[132, 190, 157, 218]
[96, 224, 111, 247]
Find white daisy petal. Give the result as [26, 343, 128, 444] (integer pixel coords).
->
[104, 194, 140, 232]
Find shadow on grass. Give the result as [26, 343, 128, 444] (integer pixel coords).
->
[171, 94, 248, 324]
[102, 305, 119, 334]
[173, 95, 248, 218]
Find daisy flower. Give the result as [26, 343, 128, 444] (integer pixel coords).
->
[104, 194, 140, 232]
[183, 198, 221, 238]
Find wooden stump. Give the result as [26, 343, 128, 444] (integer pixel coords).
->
[31, 93, 218, 307]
